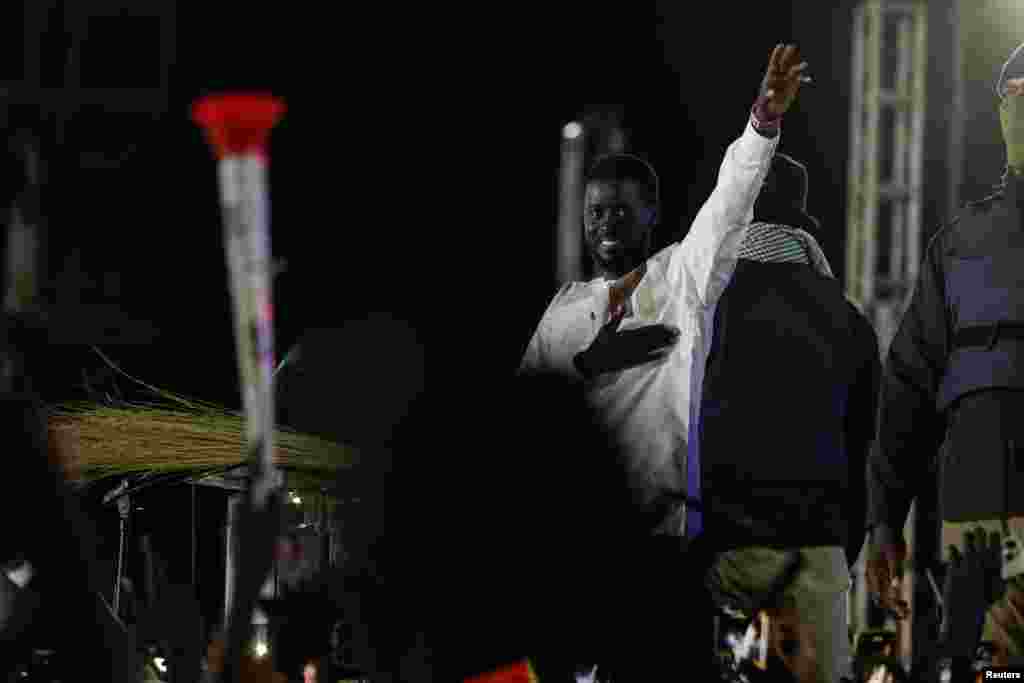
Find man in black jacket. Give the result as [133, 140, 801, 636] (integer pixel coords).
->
[700, 153, 881, 683]
[865, 43, 1024, 645]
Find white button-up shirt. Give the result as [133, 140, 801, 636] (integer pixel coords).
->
[518, 121, 779, 536]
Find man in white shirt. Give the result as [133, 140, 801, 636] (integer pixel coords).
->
[519, 44, 809, 542]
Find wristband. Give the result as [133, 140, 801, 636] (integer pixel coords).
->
[751, 95, 781, 136]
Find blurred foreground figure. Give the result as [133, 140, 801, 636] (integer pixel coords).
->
[261, 313, 428, 682]
[702, 153, 880, 683]
[866, 42, 1024, 625]
[451, 370, 724, 680]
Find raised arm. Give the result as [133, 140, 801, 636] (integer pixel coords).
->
[673, 44, 809, 308]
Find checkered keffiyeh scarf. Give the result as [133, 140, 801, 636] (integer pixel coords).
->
[736, 222, 834, 278]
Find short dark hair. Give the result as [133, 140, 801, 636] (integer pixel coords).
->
[584, 153, 659, 206]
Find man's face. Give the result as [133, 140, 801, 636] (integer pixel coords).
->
[583, 179, 655, 278]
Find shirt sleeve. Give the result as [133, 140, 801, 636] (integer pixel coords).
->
[867, 230, 952, 533]
[517, 324, 548, 375]
[516, 284, 585, 380]
[670, 120, 779, 309]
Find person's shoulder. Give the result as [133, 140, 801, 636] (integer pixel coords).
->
[937, 185, 1011, 250]
[646, 241, 683, 278]
[910, 217, 962, 268]
[961, 185, 1007, 217]
[650, 241, 680, 263]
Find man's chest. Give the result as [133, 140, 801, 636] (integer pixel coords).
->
[542, 268, 689, 357]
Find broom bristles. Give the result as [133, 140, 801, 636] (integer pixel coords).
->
[48, 397, 359, 480]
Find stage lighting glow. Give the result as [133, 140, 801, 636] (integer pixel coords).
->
[563, 122, 583, 139]
[154, 657, 167, 673]
[255, 641, 269, 658]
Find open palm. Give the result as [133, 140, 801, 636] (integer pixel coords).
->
[760, 44, 809, 118]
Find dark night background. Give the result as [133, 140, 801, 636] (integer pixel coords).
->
[446, 0, 1021, 375]
[4, 0, 1024, 677]
[15, 0, 1020, 414]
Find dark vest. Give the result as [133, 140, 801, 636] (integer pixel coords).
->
[700, 260, 868, 562]
[938, 180, 1024, 412]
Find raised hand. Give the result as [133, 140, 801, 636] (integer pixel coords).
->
[865, 524, 910, 620]
[759, 44, 810, 119]
[991, 579, 1024, 663]
[941, 528, 1003, 657]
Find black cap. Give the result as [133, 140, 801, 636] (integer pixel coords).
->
[754, 153, 821, 234]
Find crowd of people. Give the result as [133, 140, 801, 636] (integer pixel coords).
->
[5, 29, 1024, 683]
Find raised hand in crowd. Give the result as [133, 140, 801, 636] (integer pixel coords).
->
[866, 525, 910, 620]
[941, 528, 1004, 658]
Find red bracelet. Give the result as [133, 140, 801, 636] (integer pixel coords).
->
[751, 95, 781, 133]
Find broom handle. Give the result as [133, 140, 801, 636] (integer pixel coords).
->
[194, 93, 284, 683]
[218, 151, 277, 495]
[193, 93, 284, 499]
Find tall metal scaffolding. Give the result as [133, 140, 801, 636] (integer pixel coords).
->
[846, 0, 929, 672]
[3, 0, 175, 319]
[846, 0, 927, 357]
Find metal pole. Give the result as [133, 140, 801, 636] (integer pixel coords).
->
[58, 4, 84, 149]
[948, 0, 964, 219]
[114, 492, 130, 616]
[890, 14, 911, 288]
[905, 2, 927, 288]
[224, 493, 241, 627]
[863, 0, 883, 310]
[556, 122, 585, 286]
[847, 4, 868, 306]
[192, 483, 197, 587]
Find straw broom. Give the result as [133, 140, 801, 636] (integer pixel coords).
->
[46, 350, 359, 487]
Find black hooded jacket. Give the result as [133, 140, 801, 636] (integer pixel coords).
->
[700, 258, 881, 566]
